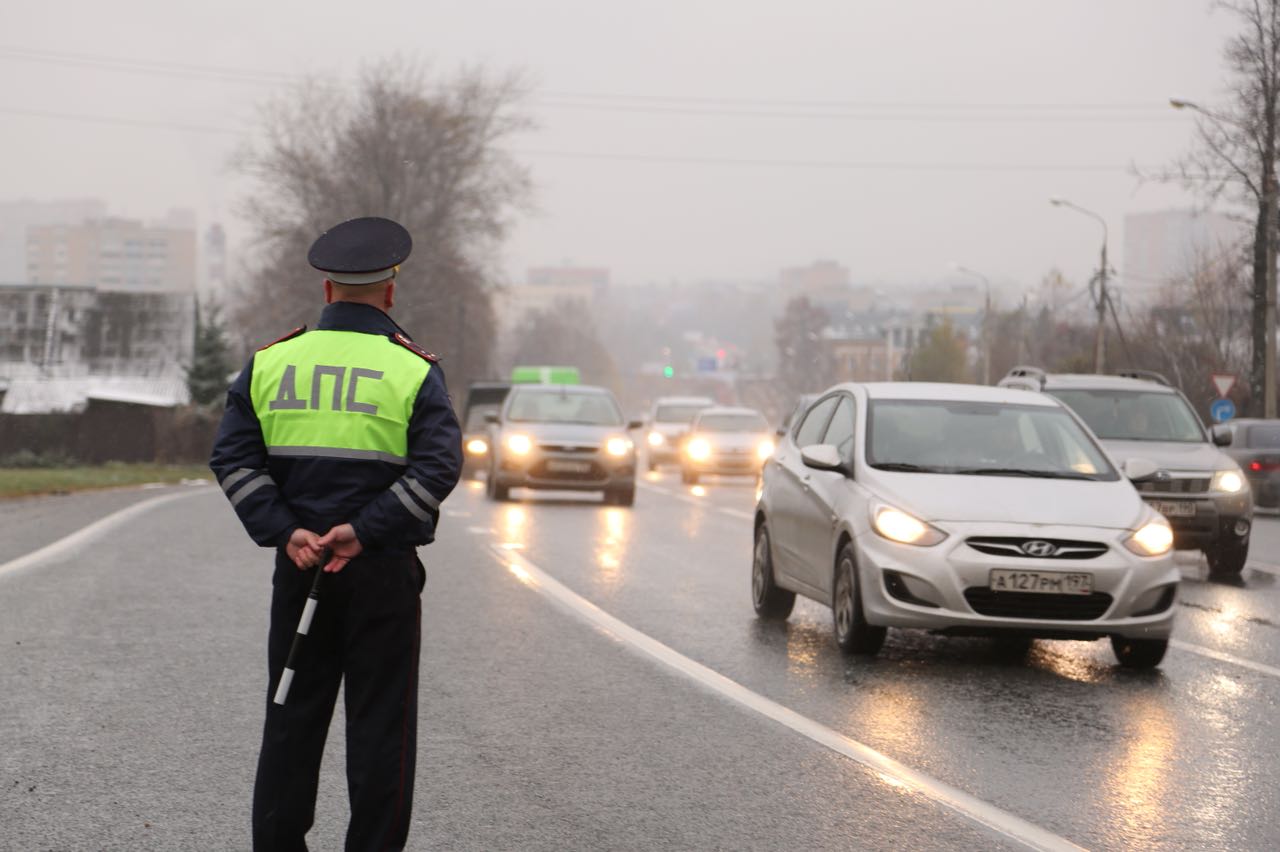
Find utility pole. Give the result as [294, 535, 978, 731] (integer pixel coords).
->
[1267, 174, 1278, 418]
[1050, 197, 1109, 373]
[1094, 239, 1108, 374]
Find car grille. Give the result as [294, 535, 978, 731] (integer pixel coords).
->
[965, 537, 1108, 560]
[538, 444, 599, 454]
[963, 588, 1114, 620]
[1135, 477, 1210, 495]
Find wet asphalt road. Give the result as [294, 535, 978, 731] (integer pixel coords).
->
[2, 475, 1279, 849]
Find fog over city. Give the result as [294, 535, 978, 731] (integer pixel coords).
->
[2, 1, 1233, 291]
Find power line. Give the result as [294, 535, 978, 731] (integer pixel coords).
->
[0, 104, 1133, 173]
[0, 44, 1179, 122]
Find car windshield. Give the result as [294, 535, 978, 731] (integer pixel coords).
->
[506, 389, 623, 425]
[1247, 423, 1280, 448]
[1048, 389, 1205, 443]
[654, 404, 707, 423]
[697, 413, 768, 433]
[866, 399, 1119, 481]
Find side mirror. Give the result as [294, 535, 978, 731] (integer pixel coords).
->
[1211, 424, 1233, 447]
[628, 419, 644, 431]
[800, 443, 845, 473]
[484, 412, 500, 425]
[1122, 457, 1160, 482]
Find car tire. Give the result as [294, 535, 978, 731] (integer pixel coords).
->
[833, 545, 886, 655]
[1206, 539, 1249, 578]
[605, 486, 635, 507]
[752, 523, 795, 620]
[486, 465, 510, 502]
[1110, 636, 1168, 669]
[682, 468, 698, 485]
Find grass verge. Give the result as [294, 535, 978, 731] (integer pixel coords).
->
[0, 463, 213, 500]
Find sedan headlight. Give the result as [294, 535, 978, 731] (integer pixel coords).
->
[465, 438, 488, 455]
[1211, 469, 1246, 494]
[1124, 520, 1174, 557]
[506, 434, 533, 455]
[872, 504, 947, 547]
[647, 431, 665, 447]
[606, 437, 633, 457]
[687, 438, 711, 461]
[756, 439, 776, 460]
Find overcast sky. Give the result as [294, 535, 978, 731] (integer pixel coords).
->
[1, 1, 1238, 297]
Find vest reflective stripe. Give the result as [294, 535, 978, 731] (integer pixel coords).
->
[251, 330, 430, 461]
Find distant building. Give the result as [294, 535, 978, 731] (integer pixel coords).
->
[200, 223, 228, 295]
[0, 199, 107, 283]
[503, 265, 609, 328]
[825, 332, 892, 382]
[1122, 209, 1245, 304]
[27, 213, 197, 293]
[0, 283, 193, 377]
[780, 260, 852, 317]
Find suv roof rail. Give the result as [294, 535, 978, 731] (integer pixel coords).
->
[1001, 365, 1047, 388]
[1115, 369, 1171, 386]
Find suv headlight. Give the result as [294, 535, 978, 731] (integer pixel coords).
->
[647, 431, 665, 447]
[1211, 469, 1247, 494]
[871, 504, 947, 547]
[687, 438, 711, 461]
[1124, 520, 1174, 556]
[606, 437, 633, 457]
[506, 434, 532, 455]
[756, 439, 776, 460]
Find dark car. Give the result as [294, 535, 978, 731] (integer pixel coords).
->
[460, 382, 512, 479]
[1000, 368, 1252, 576]
[1224, 418, 1280, 509]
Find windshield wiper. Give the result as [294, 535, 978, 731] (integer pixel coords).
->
[954, 467, 1095, 480]
[871, 462, 940, 473]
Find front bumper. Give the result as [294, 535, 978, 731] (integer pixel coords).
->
[684, 451, 765, 476]
[493, 446, 635, 492]
[854, 521, 1179, 641]
[1137, 491, 1252, 551]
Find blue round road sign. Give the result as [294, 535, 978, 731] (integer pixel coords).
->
[1210, 398, 1236, 423]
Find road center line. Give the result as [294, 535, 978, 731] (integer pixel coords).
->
[489, 543, 1083, 852]
[1247, 560, 1280, 577]
[0, 489, 209, 580]
[1171, 638, 1280, 680]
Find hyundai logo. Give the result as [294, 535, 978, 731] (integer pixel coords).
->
[1020, 540, 1059, 557]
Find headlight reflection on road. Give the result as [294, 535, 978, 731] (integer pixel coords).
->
[690, 485, 707, 497]
[502, 505, 527, 550]
[596, 507, 630, 589]
[1103, 698, 1176, 843]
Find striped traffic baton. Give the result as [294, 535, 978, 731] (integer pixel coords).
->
[273, 550, 329, 706]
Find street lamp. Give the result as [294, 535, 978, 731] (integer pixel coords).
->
[1171, 96, 1277, 418]
[1050, 197, 1110, 373]
[951, 263, 993, 384]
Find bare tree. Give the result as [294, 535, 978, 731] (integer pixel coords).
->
[1128, 246, 1253, 417]
[774, 296, 834, 394]
[1161, 0, 1280, 415]
[232, 62, 531, 392]
[906, 317, 971, 383]
[505, 302, 620, 390]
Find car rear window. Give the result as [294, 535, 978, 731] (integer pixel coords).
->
[1247, 423, 1280, 448]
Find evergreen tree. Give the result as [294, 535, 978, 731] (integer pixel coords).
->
[187, 301, 234, 407]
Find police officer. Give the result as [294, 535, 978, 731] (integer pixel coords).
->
[210, 216, 463, 851]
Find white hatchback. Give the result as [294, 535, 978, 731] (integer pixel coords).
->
[753, 382, 1178, 668]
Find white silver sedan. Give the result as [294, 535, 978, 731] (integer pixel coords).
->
[753, 382, 1178, 668]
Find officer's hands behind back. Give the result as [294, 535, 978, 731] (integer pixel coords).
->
[316, 523, 363, 573]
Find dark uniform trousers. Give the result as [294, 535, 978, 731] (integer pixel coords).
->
[253, 549, 426, 852]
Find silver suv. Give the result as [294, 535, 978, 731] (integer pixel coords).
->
[999, 368, 1252, 576]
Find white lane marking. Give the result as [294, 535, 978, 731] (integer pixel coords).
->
[718, 507, 754, 520]
[466, 526, 492, 535]
[0, 490, 207, 580]
[445, 509, 472, 518]
[1171, 639, 1280, 681]
[638, 480, 756, 521]
[490, 544, 1082, 852]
